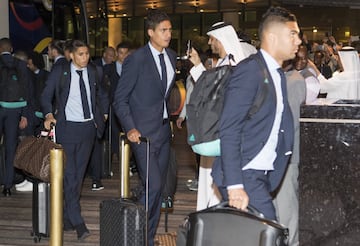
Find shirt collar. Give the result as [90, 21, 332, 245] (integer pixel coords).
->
[71, 62, 87, 73]
[148, 42, 166, 57]
[54, 55, 65, 63]
[260, 49, 280, 71]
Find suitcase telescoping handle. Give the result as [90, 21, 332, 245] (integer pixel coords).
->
[119, 134, 150, 246]
[137, 136, 150, 246]
[215, 201, 266, 219]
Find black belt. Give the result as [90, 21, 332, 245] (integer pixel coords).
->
[162, 118, 169, 125]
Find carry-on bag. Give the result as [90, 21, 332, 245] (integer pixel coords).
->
[100, 135, 149, 246]
[100, 138, 112, 178]
[13, 127, 65, 182]
[182, 202, 289, 246]
[30, 126, 59, 243]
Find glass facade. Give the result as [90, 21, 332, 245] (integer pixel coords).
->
[86, 4, 360, 56]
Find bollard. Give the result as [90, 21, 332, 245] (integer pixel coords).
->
[120, 133, 131, 198]
[50, 148, 64, 246]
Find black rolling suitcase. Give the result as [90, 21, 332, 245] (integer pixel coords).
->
[101, 106, 113, 179]
[183, 202, 289, 246]
[100, 139, 112, 178]
[100, 135, 149, 246]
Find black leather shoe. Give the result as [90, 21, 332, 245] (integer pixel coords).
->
[2, 188, 11, 197]
[75, 223, 90, 240]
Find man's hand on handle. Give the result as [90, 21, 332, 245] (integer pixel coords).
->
[127, 128, 142, 144]
[44, 113, 57, 130]
[228, 188, 249, 211]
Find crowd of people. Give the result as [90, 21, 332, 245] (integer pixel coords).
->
[0, 5, 360, 245]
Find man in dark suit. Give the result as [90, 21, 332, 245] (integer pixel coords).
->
[212, 6, 301, 220]
[41, 40, 108, 240]
[93, 46, 116, 67]
[103, 41, 132, 160]
[87, 46, 115, 191]
[47, 39, 67, 69]
[0, 38, 33, 196]
[113, 10, 176, 246]
[27, 50, 49, 136]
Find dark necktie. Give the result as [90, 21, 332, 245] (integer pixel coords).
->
[76, 70, 91, 119]
[159, 53, 167, 90]
[277, 67, 288, 102]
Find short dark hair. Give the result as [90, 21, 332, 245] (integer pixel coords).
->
[0, 38, 13, 52]
[116, 41, 132, 50]
[28, 50, 45, 69]
[63, 39, 73, 52]
[49, 39, 65, 55]
[258, 6, 297, 41]
[68, 40, 89, 53]
[145, 9, 170, 31]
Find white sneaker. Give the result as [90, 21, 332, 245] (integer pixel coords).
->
[16, 180, 33, 192]
[15, 179, 28, 189]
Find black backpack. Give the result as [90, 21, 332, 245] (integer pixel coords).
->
[0, 56, 25, 102]
[186, 55, 270, 156]
[186, 65, 233, 156]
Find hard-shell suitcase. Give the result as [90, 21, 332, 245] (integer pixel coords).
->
[31, 180, 50, 243]
[100, 139, 112, 178]
[184, 202, 289, 246]
[100, 135, 149, 246]
[100, 199, 146, 246]
[101, 106, 113, 179]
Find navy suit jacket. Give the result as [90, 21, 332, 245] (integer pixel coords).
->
[41, 61, 109, 141]
[212, 52, 294, 192]
[113, 44, 177, 145]
[103, 62, 120, 102]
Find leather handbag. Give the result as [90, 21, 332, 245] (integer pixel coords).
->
[14, 135, 65, 182]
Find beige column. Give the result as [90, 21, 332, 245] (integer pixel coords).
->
[0, 0, 9, 38]
[108, 17, 122, 48]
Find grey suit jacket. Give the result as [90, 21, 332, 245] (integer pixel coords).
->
[285, 69, 306, 165]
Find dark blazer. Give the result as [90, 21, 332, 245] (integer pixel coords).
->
[51, 56, 68, 69]
[212, 52, 294, 192]
[41, 61, 109, 141]
[93, 58, 104, 68]
[113, 44, 177, 145]
[32, 69, 49, 111]
[103, 62, 120, 102]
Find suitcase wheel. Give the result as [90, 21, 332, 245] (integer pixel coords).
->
[31, 231, 41, 243]
[33, 235, 41, 243]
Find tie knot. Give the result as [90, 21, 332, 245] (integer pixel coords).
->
[277, 67, 284, 74]
[76, 70, 83, 76]
[159, 53, 164, 59]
